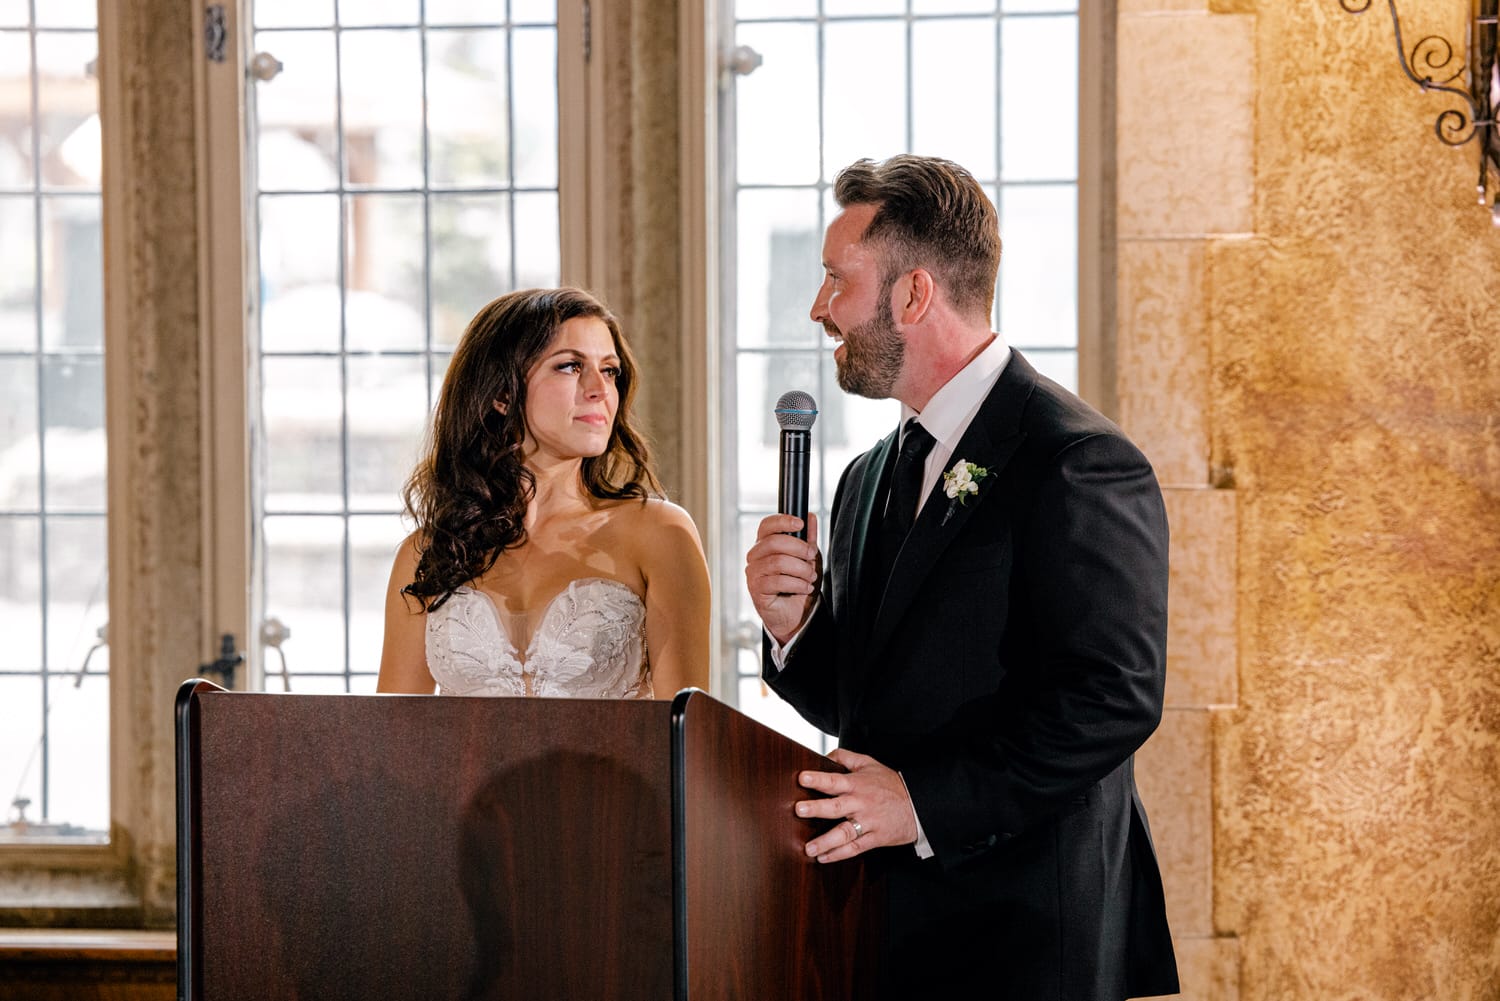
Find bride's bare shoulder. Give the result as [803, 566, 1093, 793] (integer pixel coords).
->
[390, 530, 422, 574]
[645, 497, 702, 533]
[603, 497, 703, 550]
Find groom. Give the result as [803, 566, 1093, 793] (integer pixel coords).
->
[745, 155, 1179, 1000]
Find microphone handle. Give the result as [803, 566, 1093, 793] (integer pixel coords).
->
[778, 429, 811, 541]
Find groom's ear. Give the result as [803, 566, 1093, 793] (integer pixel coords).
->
[896, 268, 936, 325]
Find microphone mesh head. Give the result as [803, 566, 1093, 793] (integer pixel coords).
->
[774, 390, 819, 431]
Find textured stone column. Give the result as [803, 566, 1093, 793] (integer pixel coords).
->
[1211, 6, 1500, 996]
[1116, 3, 1254, 997]
[1122, 2, 1500, 999]
[591, 0, 691, 502]
[100, 0, 205, 925]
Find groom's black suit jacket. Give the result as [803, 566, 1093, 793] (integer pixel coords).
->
[765, 352, 1180, 1000]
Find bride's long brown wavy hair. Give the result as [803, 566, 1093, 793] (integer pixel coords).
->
[401, 287, 660, 611]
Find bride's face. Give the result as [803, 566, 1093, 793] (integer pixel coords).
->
[519, 316, 621, 463]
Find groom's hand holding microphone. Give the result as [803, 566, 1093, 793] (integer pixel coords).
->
[745, 391, 822, 645]
[746, 511, 820, 644]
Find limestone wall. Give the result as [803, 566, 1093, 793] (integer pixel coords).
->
[1120, 3, 1500, 998]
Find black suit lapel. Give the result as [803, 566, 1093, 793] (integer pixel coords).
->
[843, 429, 899, 661]
[864, 351, 1039, 662]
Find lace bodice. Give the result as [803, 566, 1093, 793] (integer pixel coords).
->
[426, 577, 651, 699]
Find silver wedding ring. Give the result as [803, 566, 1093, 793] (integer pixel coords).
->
[849, 819, 865, 839]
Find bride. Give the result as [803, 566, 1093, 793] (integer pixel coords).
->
[377, 287, 710, 699]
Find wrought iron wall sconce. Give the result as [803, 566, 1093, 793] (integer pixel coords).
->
[1337, 1, 1500, 223]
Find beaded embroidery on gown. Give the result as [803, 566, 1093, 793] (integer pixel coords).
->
[426, 577, 651, 698]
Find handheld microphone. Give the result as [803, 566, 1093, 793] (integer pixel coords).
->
[774, 391, 818, 541]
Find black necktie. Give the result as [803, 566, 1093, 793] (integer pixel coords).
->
[878, 419, 936, 575]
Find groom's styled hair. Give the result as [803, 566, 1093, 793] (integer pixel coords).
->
[833, 155, 1002, 323]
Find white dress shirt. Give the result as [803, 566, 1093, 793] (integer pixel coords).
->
[896, 333, 1012, 522]
[768, 334, 1012, 858]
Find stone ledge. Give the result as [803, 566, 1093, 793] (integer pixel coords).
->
[0, 929, 176, 1001]
[0, 866, 153, 930]
[0, 928, 175, 962]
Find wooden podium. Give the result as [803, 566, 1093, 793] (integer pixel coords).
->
[175, 682, 883, 999]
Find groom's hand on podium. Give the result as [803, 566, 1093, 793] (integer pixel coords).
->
[745, 513, 822, 645]
[795, 749, 918, 863]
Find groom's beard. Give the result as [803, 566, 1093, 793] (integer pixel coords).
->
[828, 299, 904, 400]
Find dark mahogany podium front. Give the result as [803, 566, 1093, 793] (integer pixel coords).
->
[176, 682, 882, 1000]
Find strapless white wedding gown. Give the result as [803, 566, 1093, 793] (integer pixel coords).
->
[425, 577, 652, 699]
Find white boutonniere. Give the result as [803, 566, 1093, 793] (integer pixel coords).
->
[940, 459, 988, 524]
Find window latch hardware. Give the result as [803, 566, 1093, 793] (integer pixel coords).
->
[204, 4, 227, 64]
[199, 633, 244, 689]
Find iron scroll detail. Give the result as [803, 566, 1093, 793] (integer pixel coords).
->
[1336, 0, 1500, 218]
